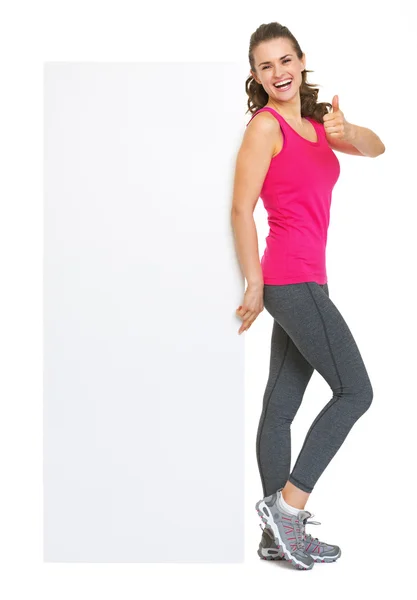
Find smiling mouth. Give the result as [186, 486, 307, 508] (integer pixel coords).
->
[274, 79, 292, 90]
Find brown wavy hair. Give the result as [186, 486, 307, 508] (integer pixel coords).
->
[246, 22, 332, 123]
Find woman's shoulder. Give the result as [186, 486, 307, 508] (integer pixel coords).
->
[246, 107, 282, 130]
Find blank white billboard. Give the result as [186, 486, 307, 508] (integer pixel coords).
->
[44, 63, 246, 562]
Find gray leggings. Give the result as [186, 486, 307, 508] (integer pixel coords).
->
[257, 281, 373, 496]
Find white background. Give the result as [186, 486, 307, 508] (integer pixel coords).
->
[1, 0, 416, 596]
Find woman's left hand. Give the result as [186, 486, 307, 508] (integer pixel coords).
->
[323, 95, 354, 142]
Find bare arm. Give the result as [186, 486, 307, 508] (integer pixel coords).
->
[345, 123, 385, 157]
[326, 125, 385, 157]
[231, 112, 279, 287]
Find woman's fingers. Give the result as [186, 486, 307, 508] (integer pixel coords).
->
[236, 308, 251, 318]
[237, 310, 257, 334]
[236, 308, 253, 320]
[236, 288, 264, 333]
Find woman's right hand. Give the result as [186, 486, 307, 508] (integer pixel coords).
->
[235, 283, 264, 335]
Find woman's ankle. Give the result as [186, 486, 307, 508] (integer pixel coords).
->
[281, 481, 310, 510]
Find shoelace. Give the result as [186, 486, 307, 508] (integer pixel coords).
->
[294, 517, 306, 550]
[303, 514, 321, 543]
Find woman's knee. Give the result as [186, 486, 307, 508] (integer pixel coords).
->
[356, 378, 374, 414]
[336, 377, 373, 416]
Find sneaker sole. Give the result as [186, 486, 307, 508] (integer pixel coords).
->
[255, 500, 313, 570]
[310, 548, 341, 562]
[258, 545, 341, 562]
[257, 546, 284, 560]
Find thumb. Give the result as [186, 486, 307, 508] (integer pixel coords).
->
[332, 94, 339, 112]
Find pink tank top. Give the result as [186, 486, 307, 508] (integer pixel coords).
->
[246, 106, 340, 285]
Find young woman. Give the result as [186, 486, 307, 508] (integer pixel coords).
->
[231, 22, 385, 571]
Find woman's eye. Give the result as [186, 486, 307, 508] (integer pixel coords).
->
[262, 59, 291, 70]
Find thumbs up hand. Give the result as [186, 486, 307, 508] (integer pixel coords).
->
[323, 95, 354, 142]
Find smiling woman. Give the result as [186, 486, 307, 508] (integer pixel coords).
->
[231, 20, 384, 571]
[245, 29, 333, 124]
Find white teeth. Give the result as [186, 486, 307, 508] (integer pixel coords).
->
[274, 79, 292, 87]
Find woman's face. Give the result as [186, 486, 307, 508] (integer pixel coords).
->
[251, 38, 305, 100]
